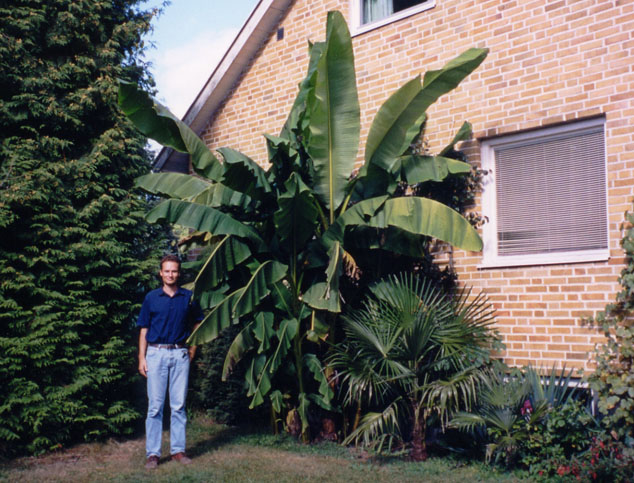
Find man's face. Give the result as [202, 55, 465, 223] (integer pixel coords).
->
[159, 261, 180, 287]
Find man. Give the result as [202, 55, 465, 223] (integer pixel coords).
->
[137, 254, 203, 470]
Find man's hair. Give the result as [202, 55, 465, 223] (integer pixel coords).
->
[160, 254, 181, 270]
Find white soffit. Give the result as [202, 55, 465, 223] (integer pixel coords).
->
[154, 0, 294, 171]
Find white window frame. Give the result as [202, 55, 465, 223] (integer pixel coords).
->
[350, 0, 436, 36]
[480, 118, 609, 268]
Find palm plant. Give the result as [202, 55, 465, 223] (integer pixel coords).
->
[450, 365, 580, 466]
[118, 11, 488, 440]
[328, 273, 501, 460]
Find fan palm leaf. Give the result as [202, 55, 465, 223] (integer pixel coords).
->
[330, 273, 500, 456]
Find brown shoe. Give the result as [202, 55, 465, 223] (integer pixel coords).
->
[171, 452, 192, 464]
[145, 455, 159, 469]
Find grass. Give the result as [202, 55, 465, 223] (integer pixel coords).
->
[0, 415, 532, 482]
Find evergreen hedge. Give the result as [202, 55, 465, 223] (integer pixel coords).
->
[0, 0, 166, 455]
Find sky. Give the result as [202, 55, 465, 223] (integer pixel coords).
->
[142, 0, 260, 119]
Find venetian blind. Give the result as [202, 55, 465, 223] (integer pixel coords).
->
[494, 127, 607, 256]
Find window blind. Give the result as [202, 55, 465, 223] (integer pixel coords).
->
[494, 128, 607, 256]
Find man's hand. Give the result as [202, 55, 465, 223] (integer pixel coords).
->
[188, 346, 196, 361]
[138, 357, 148, 377]
[138, 328, 148, 377]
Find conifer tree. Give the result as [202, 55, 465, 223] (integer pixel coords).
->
[0, 0, 165, 454]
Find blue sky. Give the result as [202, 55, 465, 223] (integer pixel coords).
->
[142, 0, 259, 118]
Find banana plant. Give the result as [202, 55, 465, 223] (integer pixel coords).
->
[119, 10, 488, 441]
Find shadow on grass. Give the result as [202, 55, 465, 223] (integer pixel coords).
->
[186, 423, 264, 459]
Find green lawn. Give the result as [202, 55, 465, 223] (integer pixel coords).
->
[0, 416, 532, 482]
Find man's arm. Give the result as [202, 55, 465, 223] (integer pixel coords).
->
[138, 327, 148, 377]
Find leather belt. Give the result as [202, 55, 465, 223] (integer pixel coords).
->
[148, 343, 187, 349]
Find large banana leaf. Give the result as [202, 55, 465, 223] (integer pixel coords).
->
[304, 353, 335, 410]
[218, 147, 272, 201]
[197, 284, 230, 312]
[246, 354, 271, 407]
[274, 173, 319, 254]
[146, 199, 265, 250]
[349, 162, 399, 201]
[423, 47, 488, 91]
[324, 195, 481, 255]
[264, 134, 298, 183]
[193, 235, 251, 306]
[135, 172, 210, 200]
[118, 80, 186, 151]
[399, 155, 470, 184]
[222, 311, 291, 381]
[305, 11, 360, 217]
[118, 81, 224, 181]
[302, 241, 343, 312]
[302, 281, 340, 313]
[363, 76, 426, 173]
[321, 195, 390, 247]
[280, 40, 326, 141]
[362, 48, 487, 175]
[297, 392, 311, 433]
[412, 48, 488, 126]
[222, 318, 257, 379]
[188, 260, 287, 345]
[368, 197, 483, 252]
[253, 311, 276, 354]
[244, 316, 298, 408]
[231, 260, 286, 316]
[269, 318, 299, 374]
[270, 280, 295, 317]
[189, 184, 253, 209]
[136, 170, 254, 210]
[324, 241, 342, 299]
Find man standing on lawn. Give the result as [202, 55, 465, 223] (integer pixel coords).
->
[137, 254, 203, 470]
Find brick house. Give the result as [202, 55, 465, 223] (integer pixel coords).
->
[156, 0, 634, 370]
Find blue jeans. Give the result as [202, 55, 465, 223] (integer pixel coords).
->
[145, 346, 190, 457]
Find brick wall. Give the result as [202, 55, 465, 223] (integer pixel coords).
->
[199, 0, 634, 370]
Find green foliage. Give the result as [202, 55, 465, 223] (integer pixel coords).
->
[329, 273, 502, 460]
[451, 365, 595, 470]
[521, 399, 596, 471]
[120, 11, 488, 442]
[584, 210, 634, 444]
[0, 0, 165, 455]
[533, 432, 634, 482]
[188, 324, 254, 425]
[413, 130, 488, 230]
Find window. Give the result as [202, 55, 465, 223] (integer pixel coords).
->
[480, 118, 609, 267]
[351, 0, 435, 35]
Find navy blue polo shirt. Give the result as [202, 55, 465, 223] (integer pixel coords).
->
[137, 287, 204, 344]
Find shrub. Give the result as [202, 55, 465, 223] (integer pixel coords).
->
[584, 210, 634, 444]
[189, 324, 252, 425]
[522, 399, 596, 471]
[534, 432, 634, 482]
[0, 0, 162, 455]
[451, 365, 596, 470]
